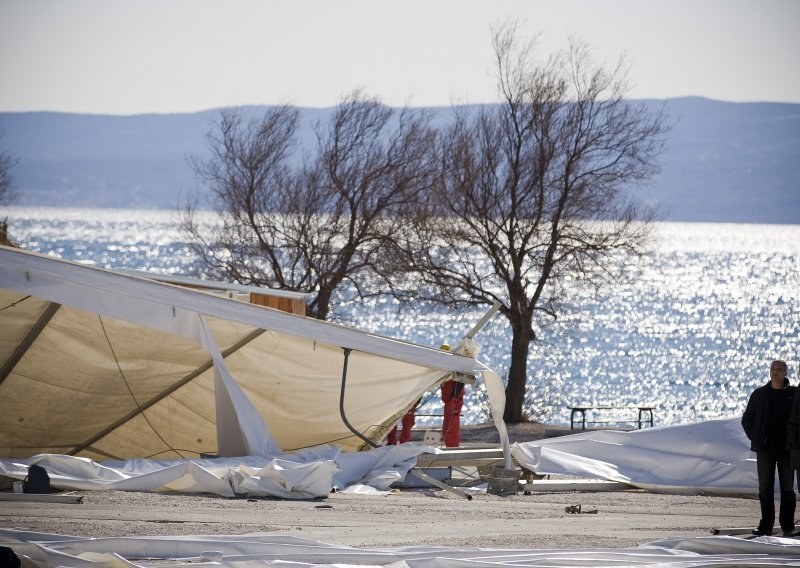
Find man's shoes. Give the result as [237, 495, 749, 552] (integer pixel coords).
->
[783, 529, 796, 537]
[752, 528, 772, 536]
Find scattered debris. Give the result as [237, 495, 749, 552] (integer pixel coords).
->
[564, 504, 598, 514]
[0, 493, 83, 504]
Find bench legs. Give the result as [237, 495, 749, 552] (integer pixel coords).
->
[569, 408, 654, 430]
[638, 408, 654, 429]
[570, 408, 587, 430]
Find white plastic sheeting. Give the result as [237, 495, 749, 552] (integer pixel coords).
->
[0, 444, 430, 499]
[0, 245, 510, 462]
[3, 530, 800, 567]
[512, 417, 758, 496]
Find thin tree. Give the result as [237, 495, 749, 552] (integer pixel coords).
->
[394, 23, 668, 422]
[183, 91, 438, 320]
[0, 130, 16, 206]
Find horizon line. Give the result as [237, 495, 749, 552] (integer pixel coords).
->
[2, 95, 800, 118]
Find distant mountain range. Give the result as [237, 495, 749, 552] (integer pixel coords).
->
[1, 97, 798, 223]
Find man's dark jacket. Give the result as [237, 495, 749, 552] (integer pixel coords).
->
[742, 378, 795, 452]
[787, 385, 800, 451]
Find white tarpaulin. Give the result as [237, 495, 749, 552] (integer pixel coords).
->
[0, 245, 511, 466]
[512, 417, 758, 496]
[3, 530, 800, 567]
[0, 444, 429, 499]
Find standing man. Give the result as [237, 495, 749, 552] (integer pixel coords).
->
[786, 362, 800, 510]
[742, 360, 795, 536]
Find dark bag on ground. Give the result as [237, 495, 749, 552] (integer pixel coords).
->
[23, 463, 52, 494]
[0, 546, 21, 568]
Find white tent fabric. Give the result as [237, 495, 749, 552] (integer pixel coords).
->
[3, 530, 800, 567]
[0, 245, 510, 465]
[0, 444, 428, 499]
[512, 417, 758, 496]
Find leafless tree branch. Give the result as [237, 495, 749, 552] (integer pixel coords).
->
[390, 23, 668, 421]
[0, 130, 17, 207]
[183, 93, 438, 320]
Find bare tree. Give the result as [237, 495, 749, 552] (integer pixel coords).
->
[394, 23, 668, 422]
[0, 130, 17, 206]
[184, 91, 438, 320]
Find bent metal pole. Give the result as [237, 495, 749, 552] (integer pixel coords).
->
[337, 347, 472, 500]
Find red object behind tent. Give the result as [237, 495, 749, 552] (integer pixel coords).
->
[441, 380, 464, 447]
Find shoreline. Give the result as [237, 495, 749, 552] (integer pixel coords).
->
[413, 420, 576, 445]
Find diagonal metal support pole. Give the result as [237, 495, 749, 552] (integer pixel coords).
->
[408, 468, 472, 500]
[67, 328, 265, 456]
[464, 301, 502, 340]
[0, 301, 61, 388]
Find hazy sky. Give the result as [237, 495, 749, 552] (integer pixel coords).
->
[1, 0, 798, 115]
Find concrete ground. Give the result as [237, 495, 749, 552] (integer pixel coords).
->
[0, 486, 762, 550]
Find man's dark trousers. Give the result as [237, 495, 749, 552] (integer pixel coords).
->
[756, 450, 796, 533]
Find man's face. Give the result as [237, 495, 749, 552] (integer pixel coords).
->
[771, 361, 788, 382]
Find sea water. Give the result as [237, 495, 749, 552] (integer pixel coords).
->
[4, 206, 799, 428]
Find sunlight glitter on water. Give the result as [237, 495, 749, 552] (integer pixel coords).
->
[5, 207, 799, 428]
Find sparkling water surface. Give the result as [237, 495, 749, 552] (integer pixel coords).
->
[4, 206, 799, 428]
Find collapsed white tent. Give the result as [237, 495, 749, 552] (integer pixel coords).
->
[0, 444, 430, 499]
[4, 530, 800, 567]
[512, 417, 758, 496]
[0, 245, 511, 466]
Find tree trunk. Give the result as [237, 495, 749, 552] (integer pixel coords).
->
[504, 324, 533, 423]
[311, 287, 332, 320]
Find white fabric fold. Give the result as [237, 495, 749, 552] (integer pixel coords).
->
[0, 443, 429, 499]
[512, 417, 758, 496]
[4, 530, 800, 567]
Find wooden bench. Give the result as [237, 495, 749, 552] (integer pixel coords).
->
[568, 405, 655, 430]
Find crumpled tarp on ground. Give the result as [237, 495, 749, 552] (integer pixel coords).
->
[1, 417, 760, 499]
[512, 417, 757, 496]
[3, 529, 800, 567]
[0, 443, 428, 499]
